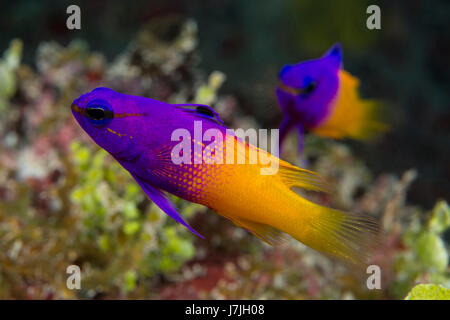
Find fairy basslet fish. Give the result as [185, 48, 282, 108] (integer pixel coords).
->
[276, 43, 388, 153]
[71, 87, 379, 263]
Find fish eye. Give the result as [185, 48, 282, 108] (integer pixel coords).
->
[302, 80, 317, 95]
[84, 100, 113, 126]
[86, 108, 106, 120]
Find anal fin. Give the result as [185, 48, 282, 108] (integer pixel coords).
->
[232, 218, 289, 246]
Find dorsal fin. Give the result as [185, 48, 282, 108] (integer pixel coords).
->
[278, 160, 332, 193]
[172, 103, 224, 125]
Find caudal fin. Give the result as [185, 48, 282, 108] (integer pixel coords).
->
[293, 205, 381, 264]
[273, 160, 382, 264]
[351, 98, 389, 141]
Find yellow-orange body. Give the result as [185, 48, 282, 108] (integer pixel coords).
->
[164, 136, 378, 262]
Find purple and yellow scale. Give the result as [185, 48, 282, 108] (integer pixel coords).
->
[71, 87, 380, 263]
[161, 138, 229, 206]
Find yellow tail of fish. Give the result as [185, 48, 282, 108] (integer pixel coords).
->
[313, 70, 389, 140]
[241, 160, 380, 264]
[211, 141, 381, 264]
[289, 203, 381, 264]
[277, 161, 381, 264]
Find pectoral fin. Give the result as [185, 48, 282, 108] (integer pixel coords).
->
[130, 173, 204, 238]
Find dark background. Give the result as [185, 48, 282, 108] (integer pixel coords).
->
[1, 0, 449, 208]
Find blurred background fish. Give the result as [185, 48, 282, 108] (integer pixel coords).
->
[276, 43, 389, 155]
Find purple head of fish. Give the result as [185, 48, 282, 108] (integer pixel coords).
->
[71, 87, 170, 159]
[71, 87, 227, 168]
[276, 43, 343, 129]
[72, 87, 230, 239]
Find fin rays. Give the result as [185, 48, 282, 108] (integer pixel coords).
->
[278, 161, 332, 193]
